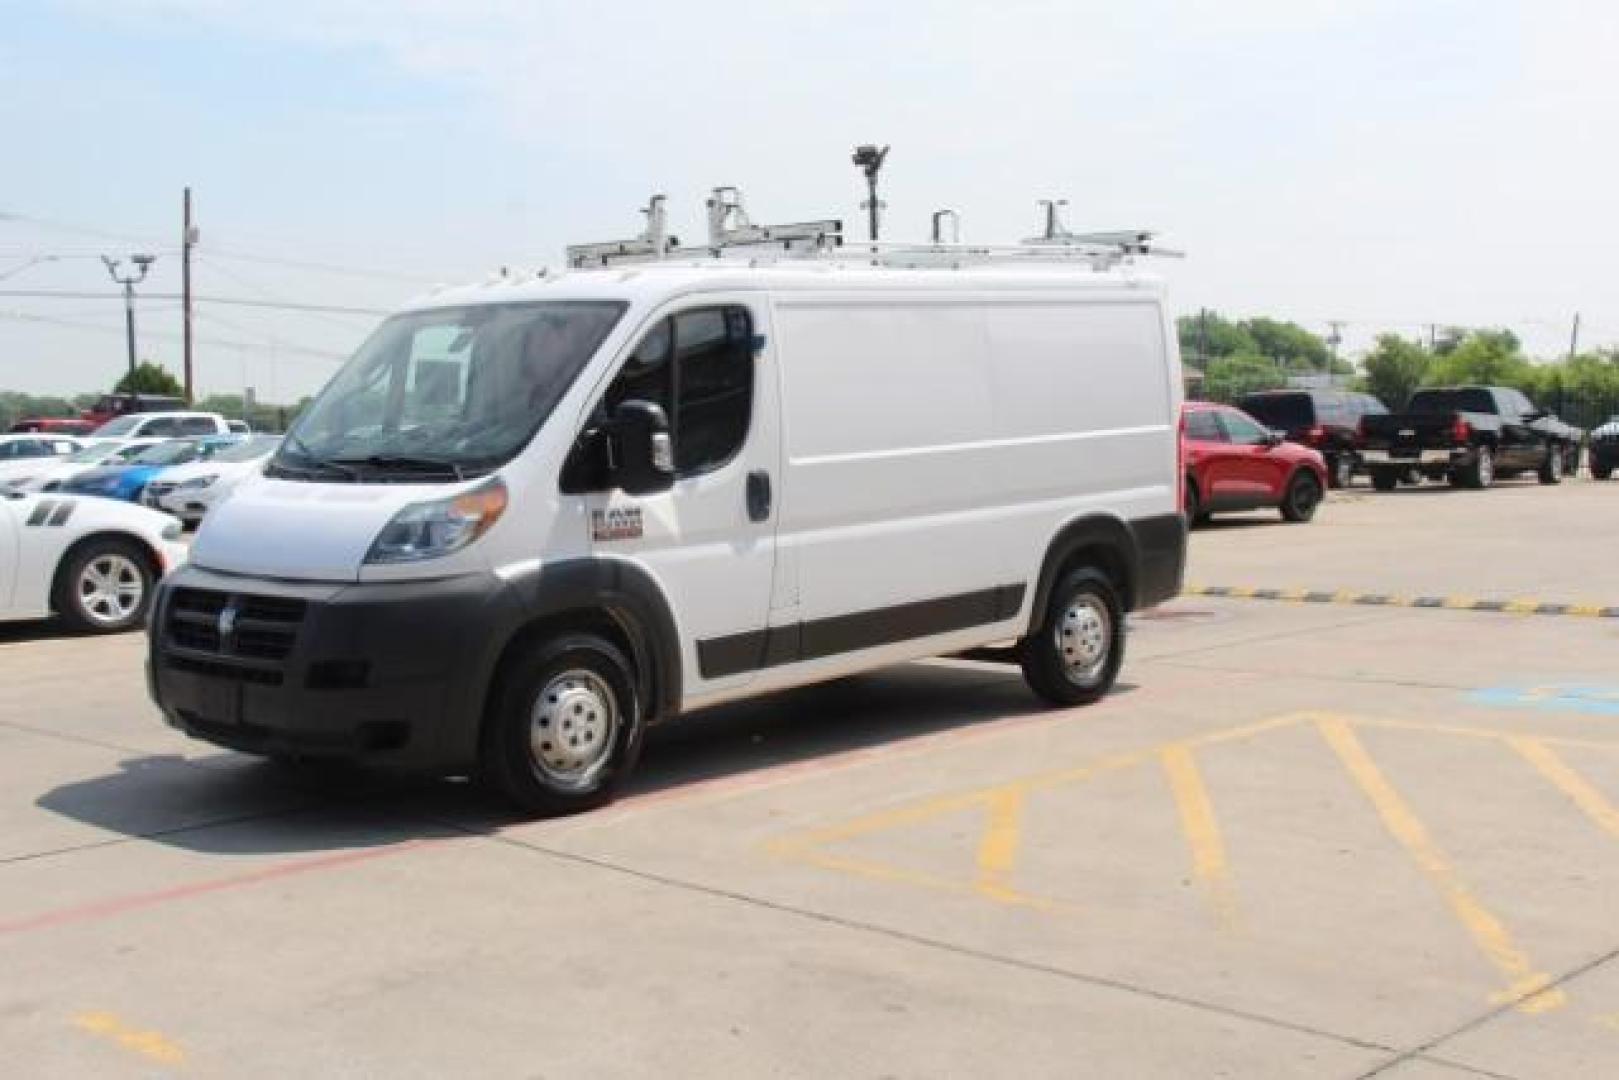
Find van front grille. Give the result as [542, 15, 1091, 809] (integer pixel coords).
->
[166, 588, 306, 664]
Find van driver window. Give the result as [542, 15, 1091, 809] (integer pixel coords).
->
[572, 305, 754, 490]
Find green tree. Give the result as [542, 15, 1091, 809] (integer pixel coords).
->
[0, 392, 81, 431]
[1358, 334, 1431, 409]
[1424, 332, 1532, 389]
[113, 362, 184, 397]
[1202, 353, 1287, 401]
[1245, 316, 1331, 371]
[1177, 312, 1258, 366]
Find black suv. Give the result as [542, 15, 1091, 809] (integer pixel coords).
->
[1237, 389, 1389, 489]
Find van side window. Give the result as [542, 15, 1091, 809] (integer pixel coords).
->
[144, 417, 179, 437]
[565, 305, 753, 491]
[178, 416, 218, 436]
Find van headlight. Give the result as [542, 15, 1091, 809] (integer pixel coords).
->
[365, 478, 508, 564]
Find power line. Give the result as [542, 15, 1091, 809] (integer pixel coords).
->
[199, 244, 441, 285]
[195, 254, 388, 333]
[0, 288, 389, 317]
[0, 309, 345, 362]
[3, 207, 441, 284]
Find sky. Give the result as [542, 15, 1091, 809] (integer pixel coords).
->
[2, 0, 1617, 402]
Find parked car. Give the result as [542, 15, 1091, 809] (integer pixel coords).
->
[0, 434, 84, 482]
[1358, 385, 1581, 490]
[1182, 402, 1328, 524]
[77, 392, 188, 430]
[148, 244, 1186, 815]
[1236, 389, 1388, 489]
[9, 417, 94, 437]
[1591, 417, 1619, 480]
[8, 438, 169, 493]
[145, 434, 282, 526]
[62, 435, 241, 503]
[0, 489, 187, 632]
[90, 411, 234, 440]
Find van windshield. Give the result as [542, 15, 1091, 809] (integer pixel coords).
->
[271, 301, 625, 482]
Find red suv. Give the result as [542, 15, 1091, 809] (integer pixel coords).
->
[1182, 402, 1328, 525]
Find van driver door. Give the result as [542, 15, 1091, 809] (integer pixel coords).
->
[564, 298, 780, 703]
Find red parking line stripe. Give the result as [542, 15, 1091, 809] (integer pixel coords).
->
[0, 838, 438, 938]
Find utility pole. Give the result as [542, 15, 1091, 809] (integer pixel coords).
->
[1427, 323, 1437, 352]
[1569, 312, 1581, 361]
[851, 144, 890, 242]
[101, 254, 156, 384]
[182, 187, 197, 403]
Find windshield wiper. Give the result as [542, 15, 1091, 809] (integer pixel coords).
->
[330, 454, 470, 481]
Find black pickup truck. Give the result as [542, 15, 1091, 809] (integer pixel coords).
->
[1358, 385, 1581, 491]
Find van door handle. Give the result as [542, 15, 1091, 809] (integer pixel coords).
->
[746, 470, 772, 523]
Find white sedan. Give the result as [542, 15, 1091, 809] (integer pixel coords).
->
[5, 438, 168, 493]
[145, 434, 282, 526]
[0, 489, 188, 633]
[0, 433, 85, 487]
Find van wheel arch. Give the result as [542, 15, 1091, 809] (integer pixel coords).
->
[476, 559, 683, 762]
[1025, 516, 1137, 639]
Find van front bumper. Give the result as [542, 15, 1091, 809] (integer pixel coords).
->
[147, 564, 521, 772]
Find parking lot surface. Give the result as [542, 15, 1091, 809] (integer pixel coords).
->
[3, 480, 1618, 1078]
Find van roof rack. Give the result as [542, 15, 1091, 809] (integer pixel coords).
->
[565, 188, 1178, 271]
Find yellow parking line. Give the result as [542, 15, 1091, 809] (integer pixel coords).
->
[74, 1012, 185, 1067]
[1350, 716, 1619, 755]
[975, 788, 1027, 903]
[1510, 738, 1619, 840]
[1317, 718, 1565, 1014]
[1161, 744, 1239, 931]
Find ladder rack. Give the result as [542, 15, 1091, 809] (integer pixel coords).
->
[565, 188, 1177, 271]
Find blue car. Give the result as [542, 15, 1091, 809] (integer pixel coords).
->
[62, 435, 242, 503]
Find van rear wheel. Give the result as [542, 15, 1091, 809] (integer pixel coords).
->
[1020, 568, 1125, 707]
[481, 634, 644, 817]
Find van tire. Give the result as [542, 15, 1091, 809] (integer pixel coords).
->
[481, 633, 644, 817]
[1020, 568, 1125, 707]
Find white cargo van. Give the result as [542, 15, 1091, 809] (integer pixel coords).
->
[148, 194, 1185, 814]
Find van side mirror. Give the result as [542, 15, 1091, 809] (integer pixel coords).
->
[610, 399, 674, 496]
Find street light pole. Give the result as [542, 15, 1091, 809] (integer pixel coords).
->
[851, 144, 890, 242]
[101, 254, 155, 383]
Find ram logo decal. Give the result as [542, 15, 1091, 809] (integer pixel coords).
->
[591, 507, 644, 542]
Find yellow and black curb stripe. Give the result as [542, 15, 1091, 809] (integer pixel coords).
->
[1183, 585, 1619, 619]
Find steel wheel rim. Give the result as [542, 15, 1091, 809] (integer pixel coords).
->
[77, 553, 144, 626]
[529, 669, 618, 787]
[1479, 450, 1494, 485]
[1056, 592, 1112, 686]
[1336, 456, 1353, 487]
[1549, 450, 1562, 479]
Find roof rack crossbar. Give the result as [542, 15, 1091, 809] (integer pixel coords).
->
[565, 190, 1177, 270]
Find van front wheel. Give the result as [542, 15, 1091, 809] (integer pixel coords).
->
[482, 634, 644, 817]
[1021, 568, 1125, 707]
